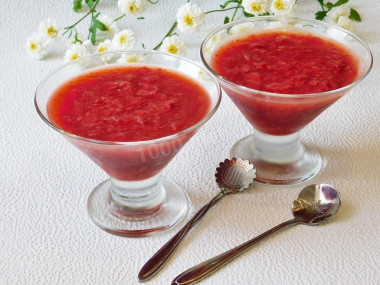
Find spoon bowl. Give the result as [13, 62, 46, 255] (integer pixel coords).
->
[292, 184, 341, 224]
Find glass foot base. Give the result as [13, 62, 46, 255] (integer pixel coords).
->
[231, 134, 322, 185]
[87, 177, 187, 237]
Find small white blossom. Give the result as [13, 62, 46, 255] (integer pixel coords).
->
[118, 0, 147, 15]
[337, 15, 356, 32]
[97, 14, 118, 35]
[270, 0, 296, 16]
[64, 42, 90, 63]
[112, 29, 136, 49]
[96, 39, 113, 61]
[82, 39, 92, 48]
[191, 60, 210, 79]
[26, 33, 47, 59]
[204, 30, 227, 55]
[38, 18, 59, 45]
[326, 6, 351, 23]
[176, 3, 205, 33]
[96, 39, 112, 53]
[242, 0, 270, 16]
[325, 6, 356, 33]
[160, 35, 186, 55]
[117, 52, 145, 63]
[230, 22, 256, 34]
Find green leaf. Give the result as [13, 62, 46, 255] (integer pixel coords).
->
[315, 11, 327, 20]
[89, 25, 97, 44]
[85, 0, 97, 9]
[243, 11, 254, 18]
[224, 16, 230, 24]
[326, 2, 334, 9]
[137, 17, 145, 20]
[93, 18, 107, 31]
[349, 8, 361, 21]
[88, 16, 107, 45]
[73, 0, 83, 12]
[333, 0, 349, 7]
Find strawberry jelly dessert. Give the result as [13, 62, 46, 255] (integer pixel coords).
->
[47, 65, 211, 180]
[211, 30, 359, 135]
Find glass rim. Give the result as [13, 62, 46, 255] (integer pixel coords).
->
[35, 49, 222, 146]
[200, 15, 373, 99]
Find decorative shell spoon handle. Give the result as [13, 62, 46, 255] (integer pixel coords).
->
[172, 184, 341, 285]
[138, 158, 256, 282]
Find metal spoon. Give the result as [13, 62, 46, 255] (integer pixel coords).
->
[138, 158, 256, 282]
[172, 183, 341, 285]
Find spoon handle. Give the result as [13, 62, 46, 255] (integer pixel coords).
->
[138, 192, 226, 282]
[172, 219, 298, 285]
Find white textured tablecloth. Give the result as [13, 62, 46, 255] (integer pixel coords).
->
[1, 1, 379, 284]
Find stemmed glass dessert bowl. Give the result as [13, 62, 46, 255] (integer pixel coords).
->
[201, 16, 372, 185]
[35, 50, 221, 237]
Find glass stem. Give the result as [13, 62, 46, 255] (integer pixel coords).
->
[253, 130, 304, 164]
[108, 174, 166, 218]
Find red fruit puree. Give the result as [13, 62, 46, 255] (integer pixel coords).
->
[211, 30, 359, 135]
[48, 65, 210, 142]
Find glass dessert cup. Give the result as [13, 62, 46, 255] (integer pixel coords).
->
[35, 50, 221, 237]
[201, 16, 372, 185]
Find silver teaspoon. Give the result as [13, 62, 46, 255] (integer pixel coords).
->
[172, 183, 341, 285]
[138, 158, 256, 282]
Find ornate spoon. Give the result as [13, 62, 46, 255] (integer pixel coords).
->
[138, 158, 256, 282]
[172, 183, 341, 285]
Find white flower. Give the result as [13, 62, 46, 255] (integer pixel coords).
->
[204, 30, 227, 55]
[242, 0, 270, 16]
[117, 52, 145, 63]
[118, 0, 147, 15]
[95, 39, 113, 61]
[82, 39, 92, 48]
[176, 3, 205, 33]
[230, 22, 256, 34]
[325, 6, 355, 32]
[38, 18, 59, 45]
[112, 29, 136, 49]
[160, 35, 186, 55]
[97, 14, 118, 35]
[96, 39, 112, 53]
[326, 6, 351, 23]
[270, 0, 296, 16]
[191, 60, 210, 79]
[26, 33, 47, 59]
[337, 15, 356, 33]
[64, 42, 90, 63]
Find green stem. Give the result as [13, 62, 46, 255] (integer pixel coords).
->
[230, 4, 241, 21]
[63, 0, 101, 36]
[88, 11, 94, 40]
[205, 6, 241, 14]
[153, 21, 178, 50]
[114, 14, 126, 22]
[318, 0, 326, 12]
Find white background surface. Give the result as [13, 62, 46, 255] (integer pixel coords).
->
[1, 0, 379, 284]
